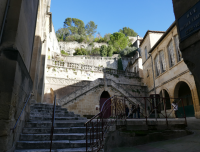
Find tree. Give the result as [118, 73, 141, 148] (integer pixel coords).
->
[85, 21, 97, 36]
[104, 33, 111, 42]
[120, 47, 138, 57]
[108, 32, 129, 53]
[107, 46, 113, 57]
[56, 28, 70, 41]
[119, 27, 137, 37]
[64, 18, 85, 35]
[100, 45, 107, 57]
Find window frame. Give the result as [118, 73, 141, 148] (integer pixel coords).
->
[167, 40, 175, 68]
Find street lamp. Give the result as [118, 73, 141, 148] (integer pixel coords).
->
[148, 53, 157, 121]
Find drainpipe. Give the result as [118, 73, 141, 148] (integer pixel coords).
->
[0, 0, 11, 45]
[149, 53, 157, 121]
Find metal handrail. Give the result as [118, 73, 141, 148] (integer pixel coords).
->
[10, 92, 33, 133]
[50, 94, 56, 152]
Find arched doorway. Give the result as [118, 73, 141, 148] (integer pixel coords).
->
[159, 89, 171, 110]
[100, 91, 111, 118]
[174, 81, 195, 117]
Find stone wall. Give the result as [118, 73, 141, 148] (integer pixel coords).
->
[62, 56, 118, 69]
[59, 41, 108, 56]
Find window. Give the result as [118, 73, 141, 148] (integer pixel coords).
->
[154, 55, 160, 77]
[159, 50, 166, 73]
[145, 47, 148, 60]
[174, 35, 182, 62]
[167, 40, 175, 67]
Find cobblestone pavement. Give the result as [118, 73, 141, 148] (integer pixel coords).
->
[111, 117, 200, 152]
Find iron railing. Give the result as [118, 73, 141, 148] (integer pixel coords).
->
[85, 95, 187, 152]
[85, 95, 127, 152]
[50, 94, 56, 152]
[10, 92, 33, 133]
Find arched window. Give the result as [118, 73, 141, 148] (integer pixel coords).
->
[159, 50, 166, 73]
[174, 35, 182, 62]
[154, 55, 160, 77]
[167, 40, 175, 67]
[145, 47, 148, 60]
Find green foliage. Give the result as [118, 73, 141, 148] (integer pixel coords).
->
[90, 48, 100, 56]
[78, 36, 84, 43]
[56, 28, 70, 41]
[104, 33, 111, 42]
[73, 48, 87, 55]
[61, 50, 69, 56]
[107, 46, 113, 57]
[100, 45, 107, 57]
[120, 47, 138, 57]
[85, 21, 97, 36]
[119, 27, 138, 37]
[109, 32, 128, 53]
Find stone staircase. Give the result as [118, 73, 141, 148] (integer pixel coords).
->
[59, 78, 147, 109]
[15, 103, 89, 152]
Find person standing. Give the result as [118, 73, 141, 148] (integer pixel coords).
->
[172, 102, 178, 118]
[125, 105, 129, 118]
[132, 104, 137, 118]
[137, 104, 140, 119]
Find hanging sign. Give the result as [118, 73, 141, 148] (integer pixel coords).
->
[178, 1, 200, 42]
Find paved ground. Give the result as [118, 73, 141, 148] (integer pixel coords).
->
[111, 117, 200, 152]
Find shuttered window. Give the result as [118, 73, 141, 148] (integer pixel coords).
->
[167, 40, 175, 67]
[174, 35, 182, 62]
[145, 47, 148, 60]
[159, 50, 166, 73]
[154, 55, 160, 77]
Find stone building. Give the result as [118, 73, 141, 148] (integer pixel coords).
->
[0, 0, 59, 151]
[140, 22, 200, 118]
[172, 0, 200, 118]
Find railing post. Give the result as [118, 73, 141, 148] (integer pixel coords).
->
[101, 112, 103, 142]
[181, 98, 187, 126]
[144, 98, 147, 125]
[164, 98, 168, 127]
[86, 124, 88, 152]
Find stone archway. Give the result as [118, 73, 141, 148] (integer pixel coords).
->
[174, 81, 195, 117]
[100, 91, 111, 118]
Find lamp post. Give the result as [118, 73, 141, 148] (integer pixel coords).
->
[148, 53, 157, 121]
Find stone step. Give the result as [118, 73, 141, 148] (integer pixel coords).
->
[15, 147, 86, 152]
[29, 116, 86, 121]
[29, 113, 75, 118]
[22, 127, 101, 134]
[32, 104, 61, 108]
[30, 109, 68, 113]
[16, 140, 90, 149]
[25, 121, 87, 128]
[20, 133, 86, 141]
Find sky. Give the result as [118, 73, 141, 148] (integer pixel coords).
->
[51, 0, 175, 38]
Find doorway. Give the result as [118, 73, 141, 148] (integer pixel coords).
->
[100, 91, 111, 118]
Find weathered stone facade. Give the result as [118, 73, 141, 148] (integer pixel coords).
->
[172, 0, 200, 118]
[0, 0, 40, 151]
[140, 23, 200, 118]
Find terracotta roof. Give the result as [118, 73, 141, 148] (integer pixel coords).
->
[149, 21, 176, 53]
[140, 30, 165, 46]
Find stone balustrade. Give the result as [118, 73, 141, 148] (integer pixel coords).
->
[47, 59, 104, 72]
[47, 59, 139, 77]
